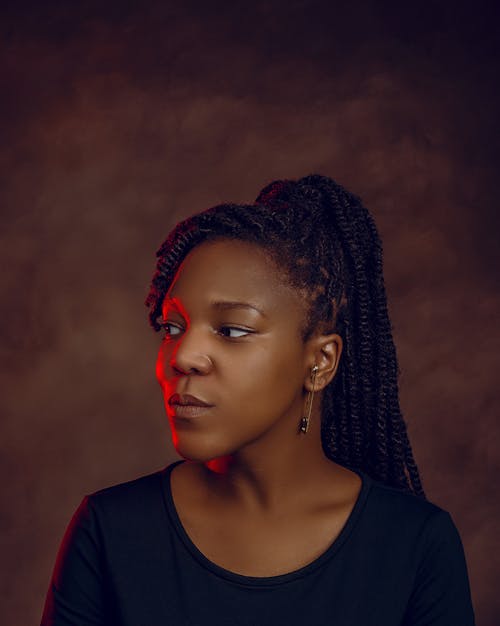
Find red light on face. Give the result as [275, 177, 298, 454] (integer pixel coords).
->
[155, 353, 164, 386]
[170, 426, 180, 451]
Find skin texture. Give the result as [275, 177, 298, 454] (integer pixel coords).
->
[155, 238, 362, 576]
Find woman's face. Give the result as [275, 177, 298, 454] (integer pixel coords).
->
[155, 238, 313, 462]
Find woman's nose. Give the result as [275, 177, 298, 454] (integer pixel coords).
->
[171, 350, 213, 375]
[169, 327, 214, 375]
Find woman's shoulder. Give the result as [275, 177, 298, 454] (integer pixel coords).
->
[351, 473, 469, 586]
[81, 462, 175, 521]
[362, 471, 456, 540]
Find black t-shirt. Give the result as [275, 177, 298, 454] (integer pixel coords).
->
[40, 459, 476, 625]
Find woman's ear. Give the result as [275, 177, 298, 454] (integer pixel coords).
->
[305, 333, 343, 392]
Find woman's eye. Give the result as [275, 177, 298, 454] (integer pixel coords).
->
[160, 322, 182, 337]
[160, 322, 251, 340]
[218, 326, 251, 339]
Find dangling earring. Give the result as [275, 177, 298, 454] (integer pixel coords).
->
[299, 365, 319, 434]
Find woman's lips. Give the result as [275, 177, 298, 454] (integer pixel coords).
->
[171, 404, 214, 419]
[169, 392, 213, 407]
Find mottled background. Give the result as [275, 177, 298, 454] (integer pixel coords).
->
[1, 0, 499, 623]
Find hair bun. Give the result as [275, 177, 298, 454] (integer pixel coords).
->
[255, 179, 293, 205]
[256, 175, 332, 217]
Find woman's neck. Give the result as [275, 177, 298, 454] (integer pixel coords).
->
[200, 410, 347, 516]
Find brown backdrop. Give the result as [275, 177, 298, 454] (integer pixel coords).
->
[1, 1, 499, 624]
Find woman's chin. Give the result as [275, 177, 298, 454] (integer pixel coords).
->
[171, 432, 231, 464]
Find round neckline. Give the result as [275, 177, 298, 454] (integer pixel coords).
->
[161, 459, 371, 587]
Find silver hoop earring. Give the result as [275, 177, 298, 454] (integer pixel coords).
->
[299, 365, 319, 434]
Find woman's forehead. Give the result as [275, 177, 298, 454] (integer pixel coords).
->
[163, 239, 304, 317]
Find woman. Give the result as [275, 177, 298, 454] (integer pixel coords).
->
[41, 175, 476, 625]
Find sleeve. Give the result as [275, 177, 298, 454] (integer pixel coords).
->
[40, 495, 109, 626]
[402, 509, 476, 626]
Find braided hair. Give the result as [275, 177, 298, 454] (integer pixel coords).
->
[145, 174, 426, 499]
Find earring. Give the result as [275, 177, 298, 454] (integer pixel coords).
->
[299, 365, 319, 434]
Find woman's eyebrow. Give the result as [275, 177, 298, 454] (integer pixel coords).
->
[211, 300, 268, 317]
[163, 297, 267, 318]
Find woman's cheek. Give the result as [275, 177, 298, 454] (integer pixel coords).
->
[155, 344, 168, 387]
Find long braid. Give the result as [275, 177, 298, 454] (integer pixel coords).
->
[145, 175, 426, 498]
[293, 175, 424, 496]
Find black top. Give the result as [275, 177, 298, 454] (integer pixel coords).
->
[40, 459, 476, 625]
